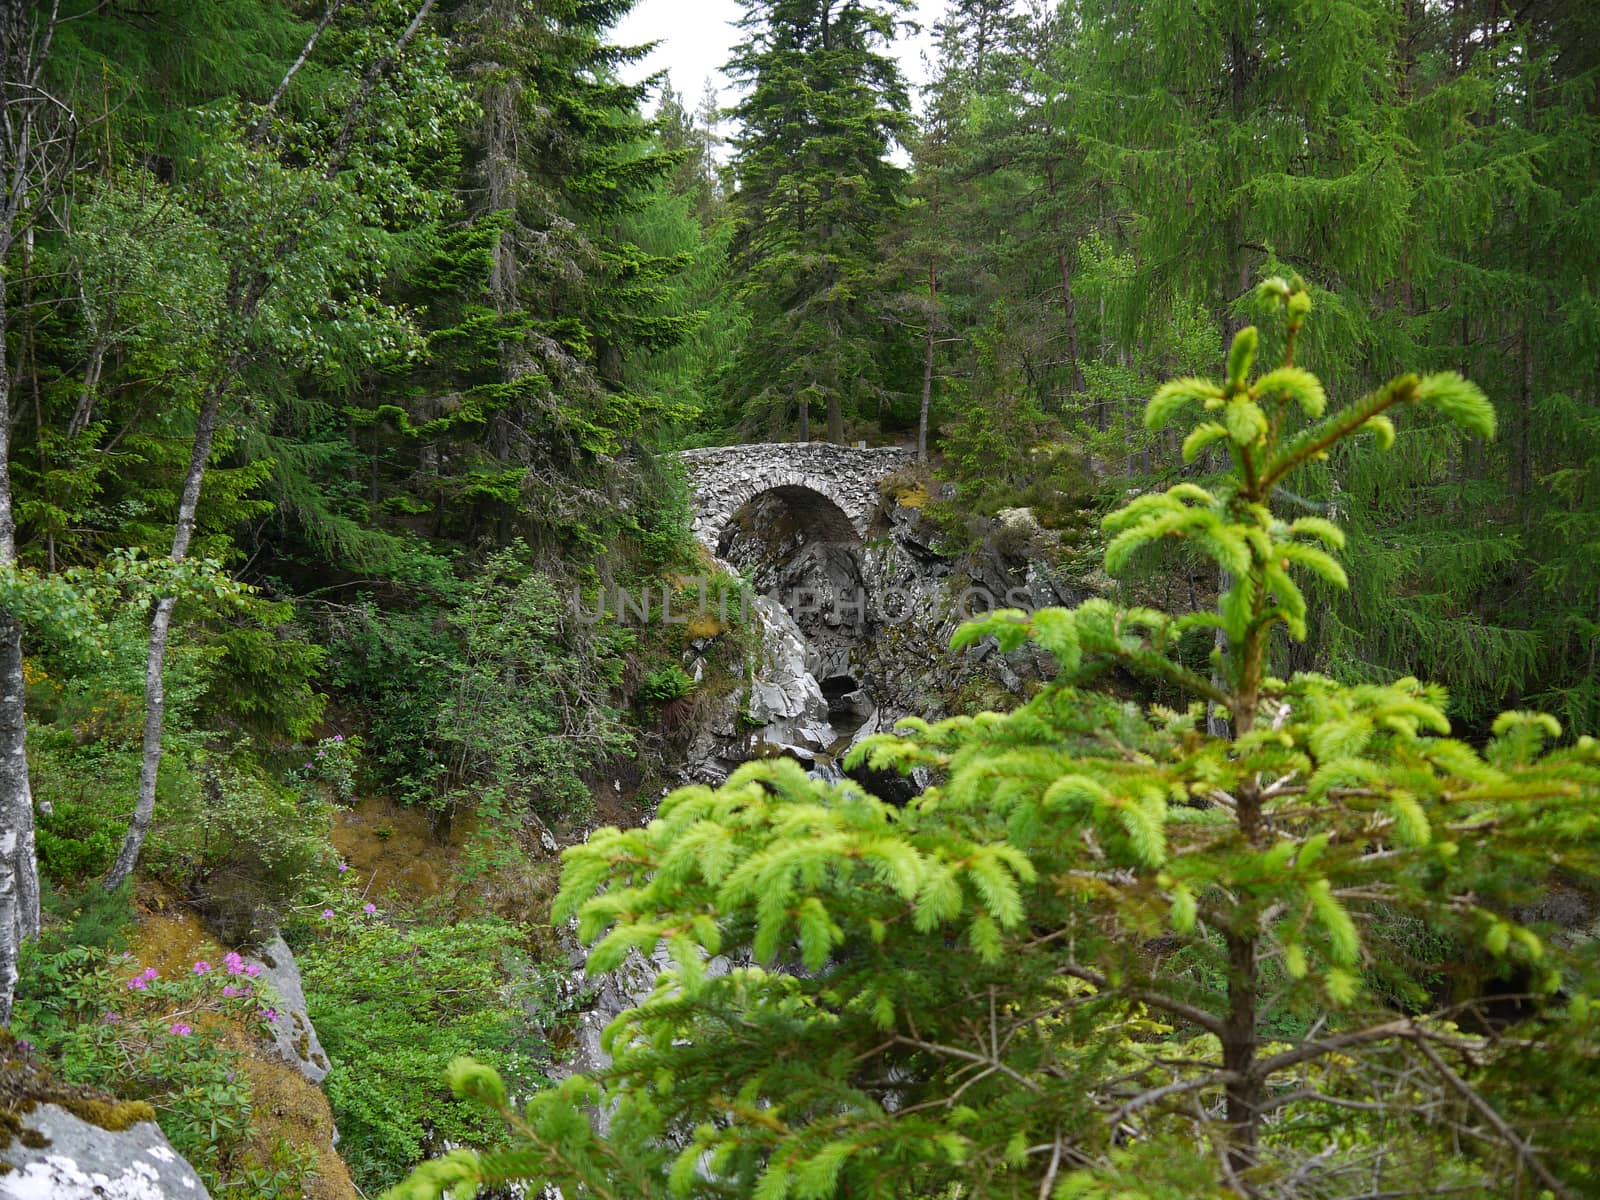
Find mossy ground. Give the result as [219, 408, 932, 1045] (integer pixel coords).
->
[331, 796, 561, 927]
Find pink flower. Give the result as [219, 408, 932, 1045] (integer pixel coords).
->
[101, 1012, 120, 1024]
[169, 1023, 192, 1037]
[222, 985, 239, 998]
[337, 861, 348, 873]
[362, 903, 377, 915]
[192, 960, 211, 975]
[321, 909, 335, 919]
[244, 964, 260, 978]
[261, 1008, 278, 1023]
[125, 966, 157, 991]
[224, 952, 245, 975]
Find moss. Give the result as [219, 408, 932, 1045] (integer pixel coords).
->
[0, 1033, 156, 1165]
[685, 611, 727, 640]
[0, 1106, 25, 1151]
[59, 1098, 156, 1132]
[240, 1046, 361, 1200]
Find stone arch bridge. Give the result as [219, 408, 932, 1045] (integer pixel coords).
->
[676, 443, 918, 551]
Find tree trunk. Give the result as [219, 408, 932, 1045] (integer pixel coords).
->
[0, 0, 63, 1022]
[1042, 161, 1085, 407]
[0, 627, 34, 1026]
[105, 390, 222, 890]
[251, 0, 346, 146]
[1516, 314, 1531, 496]
[798, 395, 810, 443]
[323, 0, 436, 179]
[826, 389, 844, 445]
[919, 260, 938, 461]
[918, 333, 934, 462]
[0, 253, 40, 1031]
[1222, 924, 1260, 1174]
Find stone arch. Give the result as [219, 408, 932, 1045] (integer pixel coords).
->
[714, 482, 863, 552]
[677, 443, 919, 550]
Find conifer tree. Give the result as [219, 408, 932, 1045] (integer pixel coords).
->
[388, 279, 1600, 1199]
[340, 0, 695, 556]
[721, 0, 912, 443]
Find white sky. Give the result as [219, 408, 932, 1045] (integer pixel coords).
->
[614, 0, 947, 121]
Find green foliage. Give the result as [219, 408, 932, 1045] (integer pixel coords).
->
[288, 733, 360, 804]
[143, 757, 334, 944]
[638, 665, 695, 705]
[391, 287, 1600, 1200]
[298, 913, 550, 1194]
[33, 748, 135, 882]
[431, 546, 632, 824]
[885, 0, 1600, 734]
[193, 597, 326, 741]
[327, 543, 634, 823]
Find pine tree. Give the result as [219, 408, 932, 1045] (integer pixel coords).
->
[387, 279, 1600, 1200]
[721, 0, 912, 443]
[339, 0, 695, 558]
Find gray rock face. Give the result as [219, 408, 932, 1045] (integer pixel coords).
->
[682, 592, 839, 786]
[677, 443, 916, 550]
[245, 934, 329, 1084]
[744, 595, 837, 756]
[721, 499, 1070, 744]
[678, 481, 1080, 795]
[0, 1103, 210, 1199]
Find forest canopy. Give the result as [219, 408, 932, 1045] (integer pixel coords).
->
[0, 0, 1596, 1197]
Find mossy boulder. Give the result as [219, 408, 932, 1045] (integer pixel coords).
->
[0, 1036, 209, 1198]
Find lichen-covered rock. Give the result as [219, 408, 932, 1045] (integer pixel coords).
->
[0, 1102, 210, 1199]
[245, 935, 329, 1084]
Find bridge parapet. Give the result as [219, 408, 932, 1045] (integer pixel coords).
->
[675, 443, 918, 549]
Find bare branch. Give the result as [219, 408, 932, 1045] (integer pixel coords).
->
[1410, 1036, 1574, 1200]
[251, 0, 347, 146]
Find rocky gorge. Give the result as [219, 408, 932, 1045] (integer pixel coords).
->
[678, 458, 1084, 800]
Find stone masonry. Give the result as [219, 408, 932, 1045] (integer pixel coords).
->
[677, 443, 917, 550]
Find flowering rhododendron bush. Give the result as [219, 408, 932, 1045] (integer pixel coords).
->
[12, 924, 311, 1195]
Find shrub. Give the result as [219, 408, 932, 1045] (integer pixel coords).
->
[287, 732, 361, 803]
[325, 543, 633, 826]
[144, 756, 333, 943]
[297, 914, 550, 1194]
[33, 743, 131, 882]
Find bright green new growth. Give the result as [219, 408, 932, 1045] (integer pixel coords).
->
[387, 281, 1600, 1199]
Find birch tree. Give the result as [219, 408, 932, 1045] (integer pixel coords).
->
[0, 0, 69, 1024]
